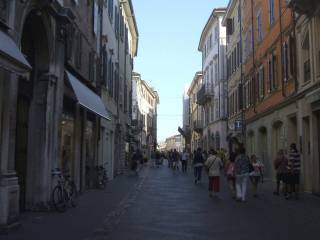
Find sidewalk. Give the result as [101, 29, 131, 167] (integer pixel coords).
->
[0, 168, 148, 240]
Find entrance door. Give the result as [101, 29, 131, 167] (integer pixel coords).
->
[303, 117, 311, 191]
[15, 84, 31, 210]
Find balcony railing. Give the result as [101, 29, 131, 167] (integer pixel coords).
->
[197, 84, 214, 105]
[193, 120, 203, 133]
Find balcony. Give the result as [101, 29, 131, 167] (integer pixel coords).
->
[131, 119, 143, 133]
[197, 84, 214, 105]
[193, 120, 203, 134]
[287, 0, 320, 15]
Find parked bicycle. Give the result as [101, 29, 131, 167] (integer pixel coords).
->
[97, 166, 108, 189]
[51, 168, 78, 212]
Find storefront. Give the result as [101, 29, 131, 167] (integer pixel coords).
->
[61, 71, 110, 191]
[0, 28, 31, 226]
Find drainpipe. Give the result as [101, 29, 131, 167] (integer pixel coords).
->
[291, 8, 298, 93]
[279, 0, 286, 97]
[240, 0, 246, 144]
[251, 0, 257, 114]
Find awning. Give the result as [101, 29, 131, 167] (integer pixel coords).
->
[0, 30, 31, 74]
[66, 71, 111, 120]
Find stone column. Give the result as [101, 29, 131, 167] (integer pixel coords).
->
[0, 73, 19, 227]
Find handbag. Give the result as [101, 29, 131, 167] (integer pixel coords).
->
[205, 157, 216, 174]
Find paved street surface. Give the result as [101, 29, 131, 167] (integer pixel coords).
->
[2, 165, 320, 240]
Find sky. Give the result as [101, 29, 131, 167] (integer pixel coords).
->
[132, 0, 229, 142]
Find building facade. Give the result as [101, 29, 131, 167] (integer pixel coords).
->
[223, 0, 245, 152]
[239, 0, 295, 178]
[132, 72, 159, 159]
[165, 134, 184, 153]
[198, 8, 228, 152]
[0, 0, 138, 229]
[287, 0, 320, 193]
[188, 72, 204, 152]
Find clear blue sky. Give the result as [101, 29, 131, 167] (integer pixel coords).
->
[132, 0, 229, 142]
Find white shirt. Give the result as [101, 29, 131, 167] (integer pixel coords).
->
[182, 152, 189, 161]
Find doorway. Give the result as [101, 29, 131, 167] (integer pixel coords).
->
[15, 11, 49, 210]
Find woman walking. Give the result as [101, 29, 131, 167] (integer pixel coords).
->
[273, 149, 288, 196]
[235, 146, 250, 202]
[249, 154, 264, 197]
[204, 149, 223, 198]
[225, 152, 236, 198]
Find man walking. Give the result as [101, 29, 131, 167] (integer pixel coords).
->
[193, 148, 204, 183]
[287, 143, 301, 200]
[235, 146, 250, 202]
[181, 149, 189, 173]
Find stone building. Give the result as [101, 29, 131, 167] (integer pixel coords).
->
[223, 0, 245, 152]
[239, 0, 295, 178]
[165, 134, 184, 153]
[286, 0, 320, 193]
[187, 72, 204, 152]
[198, 8, 228, 152]
[0, 0, 138, 229]
[132, 72, 159, 159]
[100, 0, 138, 179]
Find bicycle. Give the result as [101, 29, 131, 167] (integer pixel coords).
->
[51, 168, 78, 212]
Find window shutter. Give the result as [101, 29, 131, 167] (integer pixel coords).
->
[226, 18, 233, 36]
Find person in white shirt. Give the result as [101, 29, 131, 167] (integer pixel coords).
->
[204, 149, 223, 198]
[181, 149, 189, 173]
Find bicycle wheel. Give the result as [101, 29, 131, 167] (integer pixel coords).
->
[51, 186, 67, 212]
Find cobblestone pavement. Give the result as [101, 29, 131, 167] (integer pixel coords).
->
[2, 165, 320, 240]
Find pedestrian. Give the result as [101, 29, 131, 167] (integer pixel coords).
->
[131, 149, 142, 176]
[168, 150, 173, 168]
[225, 151, 236, 198]
[193, 148, 204, 183]
[181, 149, 189, 173]
[235, 146, 250, 202]
[287, 143, 301, 200]
[273, 149, 289, 196]
[204, 149, 223, 198]
[172, 149, 180, 170]
[249, 154, 264, 197]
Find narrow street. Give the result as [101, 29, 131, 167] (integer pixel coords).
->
[2, 165, 320, 240]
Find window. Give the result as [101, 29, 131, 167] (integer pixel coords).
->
[268, 54, 277, 91]
[283, 42, 289, 82]
[89, 52, 96, 83]
[269, 0, 275, 25]
[75, 32, 82, 69]
[257, 66, 265, 100]
[257, 12, 263, 42]
[114, 6, 119, 38]
[102, 47, 108, 87]
[108, 0, 114, 22]
[302, 31, 311, 82]
[215, 25, 219, 43]
[93, 2, 98, 35]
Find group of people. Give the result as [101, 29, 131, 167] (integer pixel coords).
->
[167, 149, 189, 173]
[192, 146, 264, 201]
[273, 143, 301, 200]
[131, 142, 301, 202]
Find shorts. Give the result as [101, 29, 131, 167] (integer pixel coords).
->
[209, 176, 220, 192]
[288, 173, 300, 185]
[276, 173, 285, 182]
